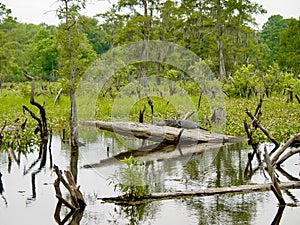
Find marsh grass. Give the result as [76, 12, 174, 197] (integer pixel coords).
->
[0, 82, 299, 144]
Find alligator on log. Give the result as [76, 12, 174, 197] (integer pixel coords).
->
[81, 120, 246, 144]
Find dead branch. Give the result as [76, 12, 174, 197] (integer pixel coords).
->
[53, 165, 86, 210]
[139, 104, 146, 123]
[276, 147, 300, 166]
[183, 111, 195, 120]
[23, 73, 48, 139]
[54, 88, 63, 105]
[245, 109, 279, 152]
[22, 105, 43, 131]
[264, 147, 286, 205]
[271, 133, 300, 165]
[0, 121, 6, 147]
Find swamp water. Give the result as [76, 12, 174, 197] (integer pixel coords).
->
[0, 129, 299, 225]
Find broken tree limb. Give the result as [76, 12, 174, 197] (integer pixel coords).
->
[81, 121, 245, 144]
[54, 88, 63, 105]
[183, 111, 195, 120]
[245, 109, 279, 153]
[276, 147, 300, 166]
[53, 165, 86, 210]
[23, 73, 48, 140]
[271, 133, 300, 165]
[100, 181, 300, 204]
[264, 147, 286, 205]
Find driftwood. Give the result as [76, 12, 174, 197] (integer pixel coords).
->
[54, 165, 85, 209]
[100, 181, 300, 204]
[81, 121, 244, 144]
[53, 165, 85, 224]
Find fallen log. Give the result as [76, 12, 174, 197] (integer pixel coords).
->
[81, 121, 245, 144]
[100, 181, 300, 204]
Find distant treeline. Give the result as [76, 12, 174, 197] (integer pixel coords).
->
[0, 1, 299, 86]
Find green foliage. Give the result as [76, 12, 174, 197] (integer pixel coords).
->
[55, 23, 97, 84]
[259, 15, 287, 66]
[0, 3, 16, 22]
[108, 156, 149, 200]
[225, 96, 300, 142]
[26, 27, 59, 80]
[225, 64, 263, 98]
[277, 18, 300, 74]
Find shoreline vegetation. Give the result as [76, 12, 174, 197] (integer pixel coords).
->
[0, 81, 299, 144]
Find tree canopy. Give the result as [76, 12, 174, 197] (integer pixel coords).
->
[0, 1, 299, 85]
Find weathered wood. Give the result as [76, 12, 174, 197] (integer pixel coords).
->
[276, 147, 300, 166]
[53, 165, 86, 210]
[264, 147, 286, 205]
[81, 121, 244, 144]
[271, 133, 300, 165]
[100, 181, 300, 204]
[54, 87, 63, 105]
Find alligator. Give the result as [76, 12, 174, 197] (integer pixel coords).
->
[154, 119, 207, 130]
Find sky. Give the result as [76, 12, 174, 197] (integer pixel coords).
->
[1, 0, 300, 28]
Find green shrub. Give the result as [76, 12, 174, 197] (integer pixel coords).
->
[108, 156, 149, 200]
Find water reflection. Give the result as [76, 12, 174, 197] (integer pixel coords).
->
[108, 202, 159, 225]
[0, 130, 299, 224]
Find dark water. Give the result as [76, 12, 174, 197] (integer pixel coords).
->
[0, 129, 300, 225]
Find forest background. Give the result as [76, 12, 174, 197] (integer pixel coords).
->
[0, 0, 299, 142]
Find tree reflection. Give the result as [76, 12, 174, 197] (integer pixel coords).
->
[182, 143, 258, 224]
[108, 202, 159, 225]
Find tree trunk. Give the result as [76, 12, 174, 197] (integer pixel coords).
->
[216, 0, 226, 79]
[64, 0, 79, 182]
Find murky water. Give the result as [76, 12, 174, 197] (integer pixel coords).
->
[0, 129, 299, 225]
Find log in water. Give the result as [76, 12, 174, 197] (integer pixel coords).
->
[81, 121, 246, 144]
